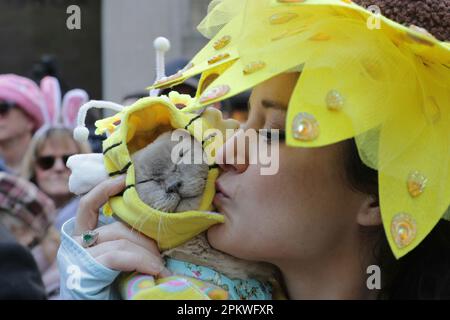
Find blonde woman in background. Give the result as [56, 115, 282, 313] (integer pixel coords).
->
[22, 127, 91, 231]
[21, 76, 91, 231]
[19, 77, 91, 298]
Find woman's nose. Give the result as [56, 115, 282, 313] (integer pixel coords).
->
[215, 129, 250, 174]
[53, 157, 67, 171]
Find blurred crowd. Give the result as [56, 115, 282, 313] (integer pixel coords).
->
[0, 57, 248, 300]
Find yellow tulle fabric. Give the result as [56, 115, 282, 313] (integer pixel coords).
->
[149, 0, 450, 259]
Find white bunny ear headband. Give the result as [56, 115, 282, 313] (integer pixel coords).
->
[34, 76, 89, 137]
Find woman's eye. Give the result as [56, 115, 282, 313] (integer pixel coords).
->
[258, 128, 286, 144]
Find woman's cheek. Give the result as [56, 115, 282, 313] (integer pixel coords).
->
[208, 217, 243, 254]
[206, 224, 228, 252]
[34, 169, 46, 188]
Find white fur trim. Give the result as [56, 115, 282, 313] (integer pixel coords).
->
[67, 154, 109, 195]
[73, 126, 90, 142]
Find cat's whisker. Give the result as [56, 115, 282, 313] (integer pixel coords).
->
[134, 214, 149, 238]
[161, 213, 171, 236]
[156, 213, 164, 245]
[129, 214, 140, 233]
[159, 212, 173, 247]
[129, 216, 142, 237]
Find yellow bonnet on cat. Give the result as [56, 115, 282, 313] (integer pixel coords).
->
[73, 96, 239, 250]
[148, 0, 450, 259]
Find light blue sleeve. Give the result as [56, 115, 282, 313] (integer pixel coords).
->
[57, 215, 121, 300]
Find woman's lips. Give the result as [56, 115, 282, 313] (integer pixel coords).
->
[215, 181, 230, 198]
[213, 181, 230, 210]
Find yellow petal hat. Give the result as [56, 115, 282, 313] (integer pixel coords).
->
[148, 0, 450, 259]
[93, 95, 239, 250]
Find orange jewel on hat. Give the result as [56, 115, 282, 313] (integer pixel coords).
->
[243, 61, 266, 75]
[199, 85, 231, 104]
[213, 36, 232, 50]
[407, 171, 428, 198]
[326, 90, 345, 111]
[391, 213, 417, 249]
[292, 112, 320, 141]
[208, 53, 231, 65]
[154, 71, 183, 87]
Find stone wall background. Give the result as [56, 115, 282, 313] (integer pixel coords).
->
[0, 0, 102, 99]
[0, 0, 211, 104]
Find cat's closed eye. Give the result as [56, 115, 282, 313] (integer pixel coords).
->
[133, 130, 209, 213]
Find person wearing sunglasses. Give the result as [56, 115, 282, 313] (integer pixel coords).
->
[0, 75, 46, 174]
[21, 77, 91, 231]
[19, 77, 91, 299]
[22, 128, 90, 212]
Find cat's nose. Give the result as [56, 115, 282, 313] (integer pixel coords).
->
[166, 181, 182, 193]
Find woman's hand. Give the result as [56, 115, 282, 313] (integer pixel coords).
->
[72, 175, 171, 277]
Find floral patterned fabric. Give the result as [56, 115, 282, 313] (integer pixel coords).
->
[120, 258, 273, 300]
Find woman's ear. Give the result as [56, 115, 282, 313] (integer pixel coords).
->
[356, 195, 382, 227]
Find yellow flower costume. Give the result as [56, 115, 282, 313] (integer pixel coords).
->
[149, 0, 450, 259]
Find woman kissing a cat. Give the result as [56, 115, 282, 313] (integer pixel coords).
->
[59, 0, 450, 300]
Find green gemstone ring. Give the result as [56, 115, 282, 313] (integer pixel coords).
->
[81, 230, 99, 248]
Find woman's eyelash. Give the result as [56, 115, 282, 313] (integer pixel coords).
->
[258, 129, 286, 142]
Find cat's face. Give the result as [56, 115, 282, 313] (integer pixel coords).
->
[132, 130, 209, 213]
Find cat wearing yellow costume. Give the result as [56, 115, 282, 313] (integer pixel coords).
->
[67, 92, 279, 300]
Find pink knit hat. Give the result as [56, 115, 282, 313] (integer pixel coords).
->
[0, 74, 46, 131]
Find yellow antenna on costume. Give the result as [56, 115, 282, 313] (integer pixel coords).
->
[150, 37, 171, 97]
[73, 101, 125, 143]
